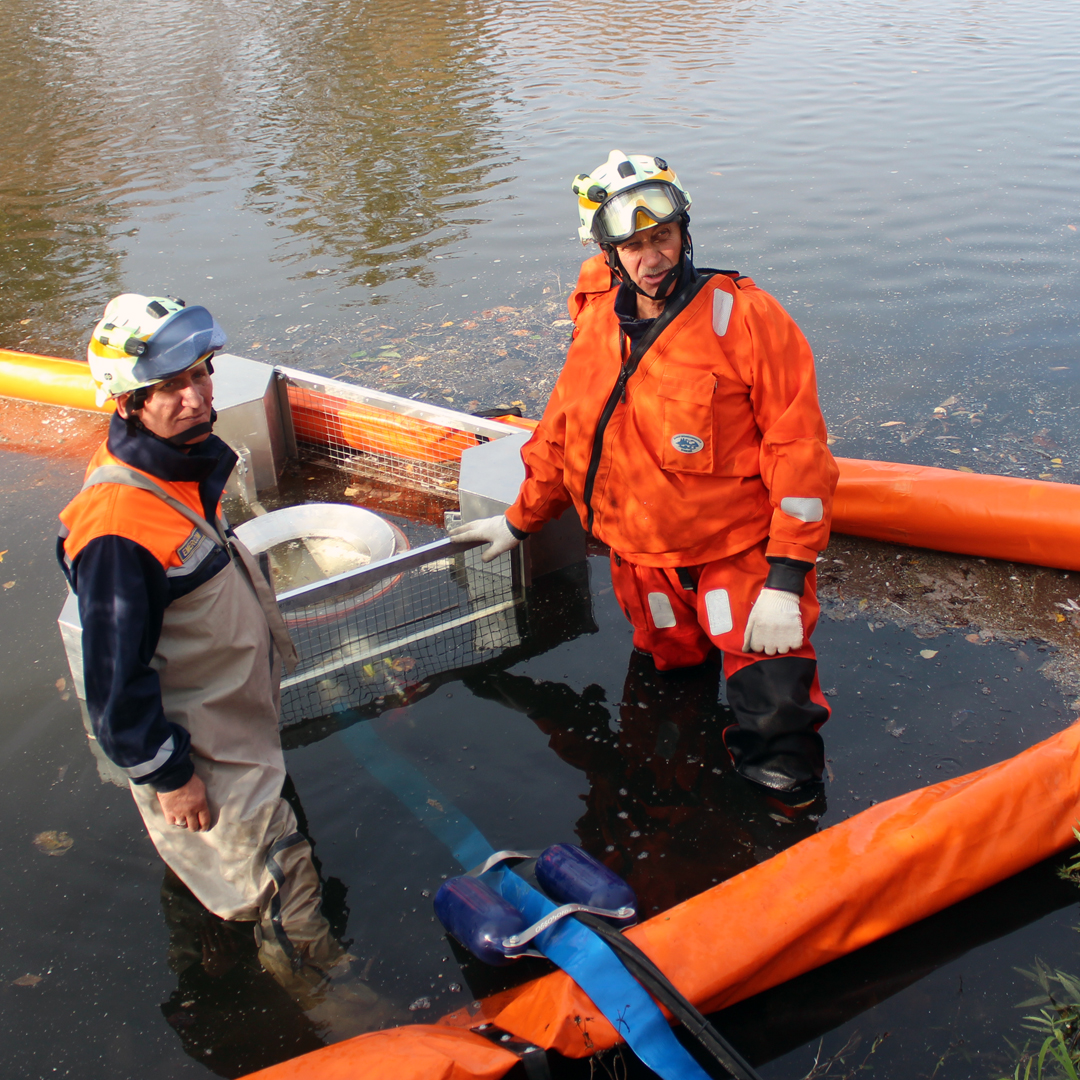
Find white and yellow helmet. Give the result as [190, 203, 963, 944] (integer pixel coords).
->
[571, 150, 692, 246]
[87, 294, 225, 406]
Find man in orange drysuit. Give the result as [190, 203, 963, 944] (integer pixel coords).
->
[452, 150, 839, 795]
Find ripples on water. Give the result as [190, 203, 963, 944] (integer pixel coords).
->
[2, 0, 1076, 481]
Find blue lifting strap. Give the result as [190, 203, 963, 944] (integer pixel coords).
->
[481, 863, 712, 1080]
[334, 714, 712, 1080]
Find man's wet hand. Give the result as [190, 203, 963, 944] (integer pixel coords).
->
[157, 774, 212, 831]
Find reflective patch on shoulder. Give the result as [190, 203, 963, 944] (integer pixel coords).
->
[704, 589, 733, 636]
[647, 591, 677, 629]
[167, 529, 218, 577]
[780, 497, 824, 523]
[712, 289, 734, 336]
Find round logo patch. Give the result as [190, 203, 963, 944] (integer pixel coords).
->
[670, 433, 705, 454]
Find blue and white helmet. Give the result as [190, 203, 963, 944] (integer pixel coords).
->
[87, 294, 225, 406]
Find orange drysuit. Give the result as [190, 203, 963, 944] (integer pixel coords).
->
[506, 253, 838, 566]
[506, 254, 837, 791]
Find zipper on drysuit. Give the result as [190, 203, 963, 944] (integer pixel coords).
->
[580, 272, 714, 537]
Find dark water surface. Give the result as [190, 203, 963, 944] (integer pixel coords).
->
[3, 0, 1080, 1075]
[2, 449, 1080, 1078]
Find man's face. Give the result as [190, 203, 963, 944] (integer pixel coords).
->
[118, 361, 213, 443]
[614, 222, 682, 298]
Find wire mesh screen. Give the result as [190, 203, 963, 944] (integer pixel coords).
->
[276, 534, 523, 729]
[277, 368, 515, 496]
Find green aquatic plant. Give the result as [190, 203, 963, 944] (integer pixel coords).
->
[1002, 960, 1080, 1080]
[800, 1032, 888, 1079]
[1002, 959, 1080, 1075]
[1000, 832, 1080, 1080]
[1059, 829, 1080, 888]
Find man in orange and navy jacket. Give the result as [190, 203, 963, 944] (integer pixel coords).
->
[56, 295, 354, 1007]
[453, 151, 839, 796]
[60, 409, 234, 793]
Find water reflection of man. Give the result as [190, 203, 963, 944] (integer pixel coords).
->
[157, 786, 380, 1076]
[454, 151, 838, 797]
[467, 654, 823, 916]
[57, 295, 392, 1035]
[159, 868, 326, 1078]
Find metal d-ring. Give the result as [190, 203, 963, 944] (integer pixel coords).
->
[502, 902, 636, 950]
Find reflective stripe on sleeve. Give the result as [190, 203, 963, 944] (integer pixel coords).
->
[124, 735, 175, 778]
[780, 496, 824, 523]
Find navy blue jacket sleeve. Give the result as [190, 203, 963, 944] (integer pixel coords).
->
[69, 535, 195, 792]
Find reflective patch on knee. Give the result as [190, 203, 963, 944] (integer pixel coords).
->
[647, 591, 677, 629]
[780, 496, 824, 523]
[704, 589, 733, 636]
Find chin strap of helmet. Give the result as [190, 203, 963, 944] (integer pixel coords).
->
[603, 217, 693, 302]
[163, 411, 218, 447]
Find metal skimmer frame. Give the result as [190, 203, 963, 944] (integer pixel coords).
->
[275, 365, 515, 496]
[274, 533, 524, 730]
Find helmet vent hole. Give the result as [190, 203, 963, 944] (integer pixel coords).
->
[617, 161, 636, 178]
[146, 301, 169, 318]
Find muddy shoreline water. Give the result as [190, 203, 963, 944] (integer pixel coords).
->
[817, 535, 1080, 709]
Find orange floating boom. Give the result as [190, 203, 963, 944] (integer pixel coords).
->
[243, 719, 1080, 1080]
[1, 348, 1078, 570]
[288, 385, 478, 463]
[832, 456, 1080, 570]
[242, 1025, 519, 1080]
[0, 349, 112, 413]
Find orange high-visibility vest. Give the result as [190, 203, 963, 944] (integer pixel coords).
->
[60, 439, 223, 579]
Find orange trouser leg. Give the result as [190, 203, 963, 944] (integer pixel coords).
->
[608, 550, 713, 669]
[609, 542, 830, 791]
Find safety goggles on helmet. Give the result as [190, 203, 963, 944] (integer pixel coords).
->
[591, 180, 690, 246]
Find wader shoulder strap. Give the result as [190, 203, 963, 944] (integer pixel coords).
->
[227, 533, 299, 674]
[82, 464, 299, 674]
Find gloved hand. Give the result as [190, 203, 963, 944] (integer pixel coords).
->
[743, 587, 804, 655]
[448, 514, 521, 563]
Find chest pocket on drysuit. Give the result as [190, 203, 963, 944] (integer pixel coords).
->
[656, 365, 716, 474]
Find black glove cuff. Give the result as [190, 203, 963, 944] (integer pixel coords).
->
[764, 556, 814, 596]
[505, 519, 531, 542]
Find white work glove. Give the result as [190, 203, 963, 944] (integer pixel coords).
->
[743, 587, 804, 655]
[449, 514, 521, 563]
